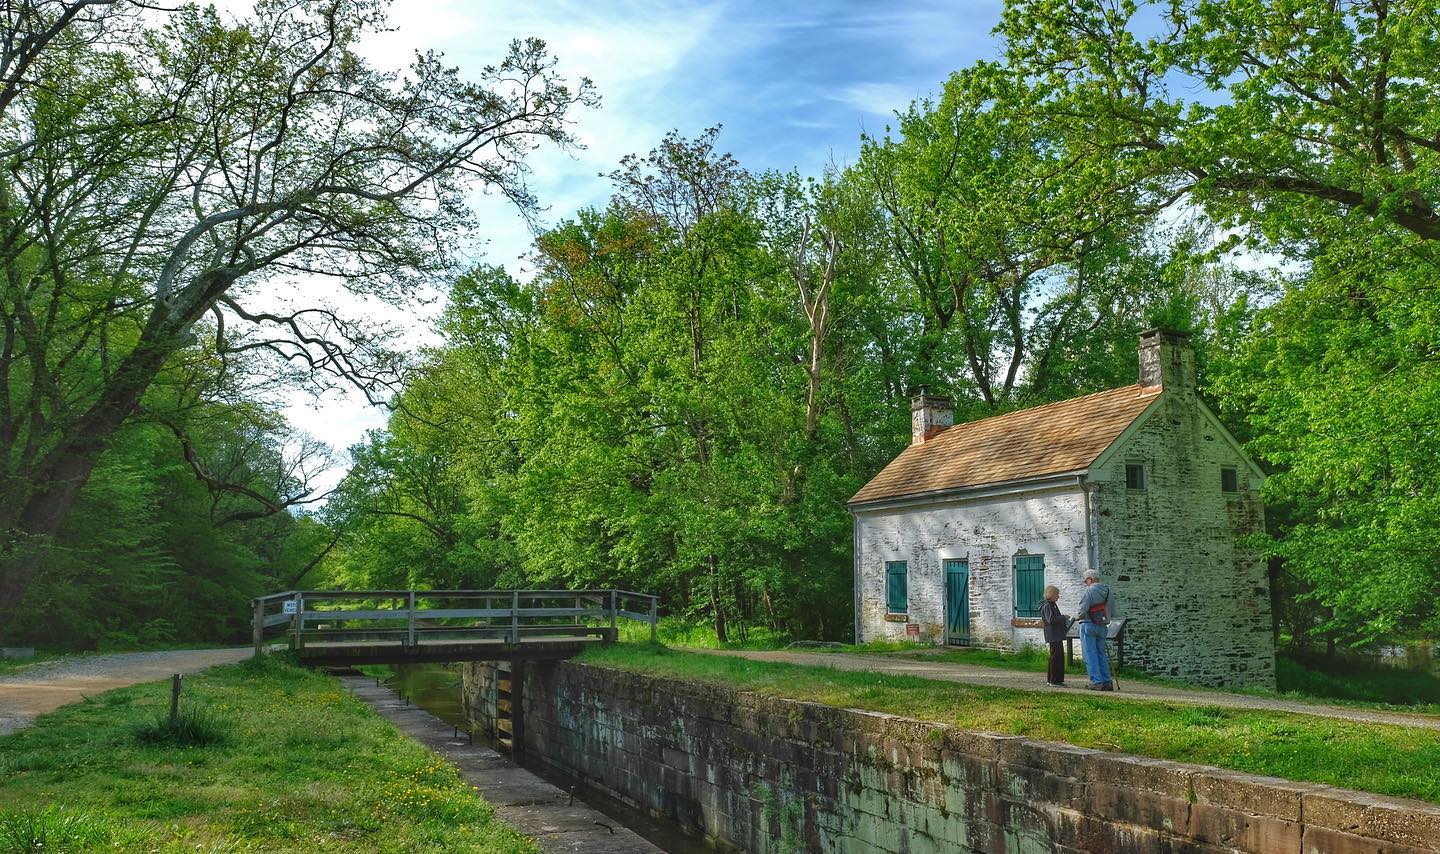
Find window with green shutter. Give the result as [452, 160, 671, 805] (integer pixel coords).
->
[1013, 554, 1045, 618]
[885, 561, 908, 613]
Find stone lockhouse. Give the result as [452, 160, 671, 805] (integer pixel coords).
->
[847, 330, 1276, 687]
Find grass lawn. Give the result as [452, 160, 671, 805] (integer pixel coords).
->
[582, 644, 1440, 804]
[0, 656, 534, 853]
[828, 642, 1440, 712]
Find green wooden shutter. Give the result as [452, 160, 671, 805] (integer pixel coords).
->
[885, 561, 908, 613]
[1013, 555, 1045, 617]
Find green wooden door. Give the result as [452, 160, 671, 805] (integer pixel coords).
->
[944, 559, 970, 645]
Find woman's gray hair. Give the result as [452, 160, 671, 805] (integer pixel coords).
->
[1083, 569, 1100, 582]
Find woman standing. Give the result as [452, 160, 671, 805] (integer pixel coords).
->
[1039, 585, 1070, 687]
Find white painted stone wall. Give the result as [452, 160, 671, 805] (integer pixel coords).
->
[854, 488, 1089, 649]
[1092, 393, 1276, 687]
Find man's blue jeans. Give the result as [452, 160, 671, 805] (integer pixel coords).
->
[1080, 621, 1113, 685]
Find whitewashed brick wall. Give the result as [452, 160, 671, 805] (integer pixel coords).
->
[855, 489, 1088, 649]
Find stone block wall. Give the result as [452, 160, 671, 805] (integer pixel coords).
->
[1093, 391, 1275, 687]
[500, 660, 1440, 853]
[462, 659, 499, 740]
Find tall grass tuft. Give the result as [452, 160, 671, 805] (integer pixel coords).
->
[133, 706, 228, 747]
[0, 806, 110, 852]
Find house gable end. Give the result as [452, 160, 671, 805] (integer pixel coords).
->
[1085, 391, 1167, 482]
[1195, 398, 1266, 483]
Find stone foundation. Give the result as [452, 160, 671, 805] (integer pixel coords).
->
[466, 659, 1440, 853]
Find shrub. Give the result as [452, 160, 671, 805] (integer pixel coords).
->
[133, 706, 228, 747]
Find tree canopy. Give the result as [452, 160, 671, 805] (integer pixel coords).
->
[4, 0, 1437, 655]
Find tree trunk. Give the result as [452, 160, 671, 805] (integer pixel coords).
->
[0, 332, 179, 617]
[708, 554, 727, 644]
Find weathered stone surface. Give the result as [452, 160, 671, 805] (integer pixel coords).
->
[1086, 752, 1197, 799]
[475, 661, 1440, 853]
[1190, 802, 1302, 851]
[1192, 767, 1324, 821]
[1300, 824, 1436, 854]
[1088, 781, 1191, 836]
[1361, 797, 1440, 851]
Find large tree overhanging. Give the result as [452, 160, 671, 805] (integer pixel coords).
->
[0, 0, 595, 614]
[997, 0, 1440, 244]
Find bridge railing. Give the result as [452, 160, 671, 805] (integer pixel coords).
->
[251, 589, 660, 657]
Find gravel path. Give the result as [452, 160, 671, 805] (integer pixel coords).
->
[0, 648, 249, 735]
[696, 648, 1440, 731]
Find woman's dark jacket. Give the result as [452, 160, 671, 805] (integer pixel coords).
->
[1039, 600, 1069, 644]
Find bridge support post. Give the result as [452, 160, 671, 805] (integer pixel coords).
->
[291, 595, 304, 653]
[511, 659, 525, 759]
[407, 591, 417, 648]
[511, 590, 520, 645]
[252, 599, 264, 658]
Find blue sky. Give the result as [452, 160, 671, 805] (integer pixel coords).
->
[362, 0, 1008, 267]
[289, 0, 1010, 479]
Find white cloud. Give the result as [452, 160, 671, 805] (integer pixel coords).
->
[830, 81, 928, 117]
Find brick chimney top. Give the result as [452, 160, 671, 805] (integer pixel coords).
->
[1138, 329, 1195, 394]
[911, 392, 954, 445]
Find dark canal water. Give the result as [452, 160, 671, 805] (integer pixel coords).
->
[383, 663, 713, 853]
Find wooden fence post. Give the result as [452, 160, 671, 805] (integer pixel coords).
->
[511, 590, 520, 645]
[609, 590, 618, 639]
[169, 674, 182, 724]
[252, 599, 264, 657]
[650, 596, 658, 643]
[407, 591, 417, 647]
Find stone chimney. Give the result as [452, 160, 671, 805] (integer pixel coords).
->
[1137, 329, 1195, 394]
[911, 392, 953, 445]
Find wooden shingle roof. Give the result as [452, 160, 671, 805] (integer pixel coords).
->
[849, 383, 1162, 506]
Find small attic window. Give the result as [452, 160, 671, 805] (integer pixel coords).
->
[1221, 466, 1239, 493]
[1125, 463, 1146, 490]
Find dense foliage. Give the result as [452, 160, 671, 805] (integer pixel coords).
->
[0, 0, 589, 642]
[4, 0, 1437, 654]
[328, 0, 1440, 651]
[322, 127, 1239, 642]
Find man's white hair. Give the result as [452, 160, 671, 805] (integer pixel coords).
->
[1083, 569, 1100, 581]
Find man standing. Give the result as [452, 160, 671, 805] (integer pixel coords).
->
[1077, 569, 1115, 691]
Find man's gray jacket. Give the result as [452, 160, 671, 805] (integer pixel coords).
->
[1077, 582, 1111, 624]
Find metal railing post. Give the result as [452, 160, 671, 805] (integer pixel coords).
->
[252, 599, 264, 657]
[292, 594, 304, 652]
[511, 590, 520, 644]
[650, 595, 659, 643]
[407, 591, 417, 647]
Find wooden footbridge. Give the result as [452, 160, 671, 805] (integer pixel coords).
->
[251, 589, 658, 666]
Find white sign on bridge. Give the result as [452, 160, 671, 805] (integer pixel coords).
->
[282, 600, 299, 615]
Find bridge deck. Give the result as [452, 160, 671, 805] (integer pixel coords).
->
[252, 589, 657, 665]
[292, 634, 612, 665]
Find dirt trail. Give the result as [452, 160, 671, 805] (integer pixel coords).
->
[0, 648, 249, 735]
[695, 648, 1440, 731]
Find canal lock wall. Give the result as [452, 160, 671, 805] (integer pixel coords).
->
[463, 660, 1440, 853]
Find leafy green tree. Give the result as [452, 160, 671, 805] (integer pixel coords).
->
[1, 0, 593, 616]
[854, 65, 1156, 413]
[999, 0, 1440, 243]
